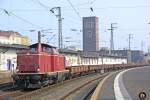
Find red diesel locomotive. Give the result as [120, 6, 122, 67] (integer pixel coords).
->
[13, 43, 69, 88]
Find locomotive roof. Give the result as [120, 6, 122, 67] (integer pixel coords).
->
[30, 43, 56, 48]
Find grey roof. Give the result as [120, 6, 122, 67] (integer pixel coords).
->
[59, 49, 80, 54]
[0, 43, 29, 49]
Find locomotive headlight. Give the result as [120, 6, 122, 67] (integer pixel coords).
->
[36, 65, 40, 72]
[16, 69, 19, 72]
[16, 67, 19, 72]
[37, 68, 40, 72]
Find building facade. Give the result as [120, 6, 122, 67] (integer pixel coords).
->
[0, 30, 29, 71]
[0, 44, 28, 71]
[110, 50, 144, 63]
[0, 31, 28, 45]
[83, 16, 99, 52]
[59, 49, 127, 67]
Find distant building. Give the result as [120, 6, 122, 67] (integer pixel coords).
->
[144, 53, 150, 64]
[131, 50, 144, 63]
[98, 49, 145, 63]
[111, 50, 144, 63]
[0, 31, 29, 45]
[83, 16, 99, 52]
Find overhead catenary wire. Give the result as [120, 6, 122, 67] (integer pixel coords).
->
[66, 0, 81, 19]
[77, 5, 150, 10]
[0, 8, 43, 29]
[88, 0, 96, 16]
[3, 4, 150, 12]
[31, 0, 50, 11]
[90, 0, 97, 4]
[31, 0, 82, 33]
[30, 0, 82, 26]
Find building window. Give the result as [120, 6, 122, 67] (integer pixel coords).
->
[85, 21, 94, 29]
[88, 31, 93, 38]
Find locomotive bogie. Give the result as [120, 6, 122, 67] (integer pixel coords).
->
[13, 70, 69, 89]
[13, 73, 43, 88]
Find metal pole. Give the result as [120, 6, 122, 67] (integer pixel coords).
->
[50, 7, 63, 49]
[128, 34, 133, 63]
[108, 23, 117, 54]
[128, 34, 133, 50]
[141, 41, 144, 51]
[58, 7, 63, 49]
[38, 31, 41, 43]
[38, 31, 42, 52]
[110, 24, 114, 50]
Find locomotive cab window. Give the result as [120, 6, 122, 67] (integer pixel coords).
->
[43, 46, 52, 53]
[52, 48, 59, 54]
[30, 47, 37, 52]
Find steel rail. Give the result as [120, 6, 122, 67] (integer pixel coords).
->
[59, 74, 108, 100]
[13, 73, 108, 100]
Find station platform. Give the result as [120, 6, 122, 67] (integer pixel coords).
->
[0, 71, 11, 83]
[91, 66, 150, 100]
[91, 71, 119, 100]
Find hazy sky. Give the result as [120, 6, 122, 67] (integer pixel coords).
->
[0, 0, 150, 52]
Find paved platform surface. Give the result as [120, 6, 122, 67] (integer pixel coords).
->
[0, 71, 11, 83]
[96, 71, 119, 100]
[95, 66, 150, 100]
[123, 66, 150, 100]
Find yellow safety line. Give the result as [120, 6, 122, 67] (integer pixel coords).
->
[90, 72, 116, 100]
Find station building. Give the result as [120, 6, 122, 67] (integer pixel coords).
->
[0, 31, 29, 71]
[0, 30, 28, 45]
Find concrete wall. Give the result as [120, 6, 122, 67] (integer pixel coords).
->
[63, 52, 127, 67]
[65, 54, 79, 66]
[102, 57, 127, 64]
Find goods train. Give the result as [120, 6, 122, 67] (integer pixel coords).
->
[12, 42, 148, 89]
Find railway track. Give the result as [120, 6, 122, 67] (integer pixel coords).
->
[65, 80, 99, 100]
[0, 82, 13, 90]
[0, 72, 109, 100]
[0, 90, 27, 100]
[0, 85, 24, 100]
[11, 72, 109, 100]
[59, 75, 103, 100]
